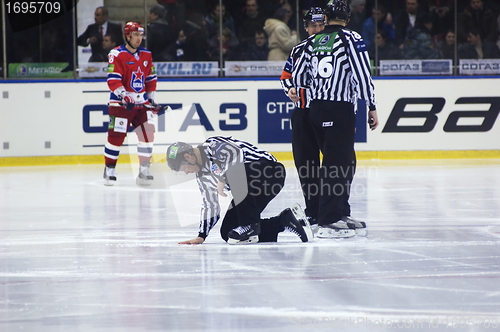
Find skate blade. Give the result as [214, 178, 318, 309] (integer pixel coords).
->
[310, 224, 319, 236]
[303, 224, 313, 242]
[317, 228, 356, 238]
[302, 217, 314, 242]
[227, 235, 259, 245]
[291, 203, 313, 242]
[355, 228, 367, 237]
[136, 177, 153, 186]
[104, 179, 116, 186]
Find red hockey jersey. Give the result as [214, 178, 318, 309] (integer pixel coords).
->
[107, 45, 157, 105]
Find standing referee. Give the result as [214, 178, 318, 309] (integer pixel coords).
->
[280, 7, 326, 228]
[291, 0, 379, 238]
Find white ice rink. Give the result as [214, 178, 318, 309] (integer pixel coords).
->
[1, 159, 500, 332]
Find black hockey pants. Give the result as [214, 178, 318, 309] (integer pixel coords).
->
[309, 100, 357, 225]
[220, 160, 286, 242]
[291, 107, 321, 221]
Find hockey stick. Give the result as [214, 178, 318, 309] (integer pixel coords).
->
[108, 102, 172, 113]
[140, 103, 172, 113]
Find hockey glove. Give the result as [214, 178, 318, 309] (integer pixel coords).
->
[148, 99, 165, 114]
[122, 95, 135, 111]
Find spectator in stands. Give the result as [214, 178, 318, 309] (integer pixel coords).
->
[76, 6, 124, 62]
[403, 12, 440, 59]
[368, 30, 402, 65]
[235, 0, 268, 48]
[147, 4, 176, 61]
[240, 29, 269, 60]
[395, 0, 427, 49]
[205, 3, 237, 45]
[346, 0, 367, 35]
[459, 27, 500, 59]
[282, 2, 298, 35]
[183, 12, 210, 61]
[103, 33, 117, 53]
[264, 6, 298, 61]
[166, 29, 187, 61]
[208, 27, 239, 62]
[457, 0, 499, 44]
[362, 3, 395, 49]
[438, 29, 457, 63]
[427, 0, 454, 38]
[156, 0, 186, 31]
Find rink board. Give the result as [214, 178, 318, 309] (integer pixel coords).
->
[0, 77, 500, 165]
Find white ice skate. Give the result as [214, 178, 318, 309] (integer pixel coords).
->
[317, 220, 356, 238]
[136, 162, 154, 186]
[342, 216, 367, 236]
[103, 165, 117, 186]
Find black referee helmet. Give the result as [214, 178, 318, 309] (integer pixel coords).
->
[166, 142, 193, 171]
[325, 0, 351, 21]
[303, 7, 326, 29]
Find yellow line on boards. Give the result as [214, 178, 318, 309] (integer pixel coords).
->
[273, 150, 500, 161]
[1, 150, 500, 167]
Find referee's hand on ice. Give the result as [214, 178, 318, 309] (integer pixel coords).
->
[368, 110, 379, 130]
[288, 88, 300, 103]
[217, 180, 227, 197]
[179, 237, 205, 245]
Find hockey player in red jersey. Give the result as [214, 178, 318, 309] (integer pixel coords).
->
[103, 22, 162, 186]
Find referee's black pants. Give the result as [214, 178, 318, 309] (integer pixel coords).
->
[291, 107, 321, 221]
[220, 160, 286, 242]
[309, 100, 356, 225]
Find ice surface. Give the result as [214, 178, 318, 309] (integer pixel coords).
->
[1, 159, 499, 331]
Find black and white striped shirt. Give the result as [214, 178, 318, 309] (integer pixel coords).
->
[195, 136, 277, 238]
[291, 25, 376, 110]
[280, 39, 313, 109]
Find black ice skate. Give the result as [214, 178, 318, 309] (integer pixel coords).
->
[317, 219, 356, 238]
[103, 165, 117, 186]
[280, 204, 313, 242]
[227, 223, 260, 244]
[136, 162, 154, 186]
[342, 216, 367, 236]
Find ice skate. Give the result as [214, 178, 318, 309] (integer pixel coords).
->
[136, 162, 154, 186]
[308, 217, 319, 235]
[103, 165, 117, 186]
[227, 223, 260, 245]
[342, 216, 367, 236]
[280, 204, 313, 242]
[317, 220, 356, 238]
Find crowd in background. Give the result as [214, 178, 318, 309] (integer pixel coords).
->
[142, 0, 500, 63]
[2, 0, 500, 75]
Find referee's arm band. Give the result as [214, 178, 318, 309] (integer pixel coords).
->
[369, 105, 376, 111]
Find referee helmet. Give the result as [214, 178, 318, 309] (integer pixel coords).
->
[303, 7, 326, 29]
[166, 142, 194, 172]
[325, 0, 351, 21]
